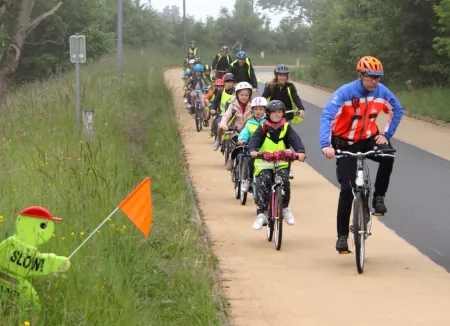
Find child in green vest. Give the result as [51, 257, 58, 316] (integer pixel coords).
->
[237, 97, 267, 192]
[248, 100, 306, 230]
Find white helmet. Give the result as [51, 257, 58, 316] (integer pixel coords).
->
[235, 82, 252, 93]
[189, 59, 195, 64]
[251, 97, 268, 108]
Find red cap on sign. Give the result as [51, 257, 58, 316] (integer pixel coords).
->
[20, 206, 63, 222]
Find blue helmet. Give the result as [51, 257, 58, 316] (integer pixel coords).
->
[193, 64, 204, 72]
[236, 51, 248, 59]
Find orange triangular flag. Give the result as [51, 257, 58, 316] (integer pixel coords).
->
[119, 177, 152, 239]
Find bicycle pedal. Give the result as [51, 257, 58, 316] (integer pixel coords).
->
[373, 212, 384, 217]
[338, 250, 351, 255]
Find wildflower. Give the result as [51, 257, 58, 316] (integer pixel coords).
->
[71, 232, 75, 236]
[80, 232, 85, 236]
[52, 233, 56, 237]
[61, 236, 66, 240]
[96, 230, 101, 233]
[122, 225, 126, 229]
[24, 322, 30, 326]
[0, 216, 3, 220]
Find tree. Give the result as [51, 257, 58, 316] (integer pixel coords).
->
[256, 0, 315, 25]
[0, 0, 62, 99]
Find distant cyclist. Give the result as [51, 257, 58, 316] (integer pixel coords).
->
[230, 51, 258, 93]
[212, 46, 232, 80]
[319, 56, 404, 252]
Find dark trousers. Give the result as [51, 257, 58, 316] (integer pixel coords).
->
[257, 168, 290, 214]
[334, 138, 395, 237]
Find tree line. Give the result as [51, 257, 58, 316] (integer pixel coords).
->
[0, 0, 308, 100]
[260, 0, 450, 86]
[3, 0, 449, 101]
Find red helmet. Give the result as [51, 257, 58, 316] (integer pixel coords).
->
[214, 79, 224, 87]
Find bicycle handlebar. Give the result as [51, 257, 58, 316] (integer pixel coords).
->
[335, 148, 396, 158]
[256, 150, 303, 162]
[188, 87, 208, 93]
[285, 110, 301, 116]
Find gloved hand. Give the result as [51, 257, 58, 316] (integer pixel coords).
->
[281, 150, 298, 161]
[263, 152, 274, 162]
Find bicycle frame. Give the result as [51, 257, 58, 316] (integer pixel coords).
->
[335, 147, 396, 271]
[270, 160, 285, 218]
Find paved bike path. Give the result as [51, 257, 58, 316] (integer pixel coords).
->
[254, 69, 450, 271]
[166, 68, 450, 326]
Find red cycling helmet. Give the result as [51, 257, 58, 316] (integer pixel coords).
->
[214, 79, 224, 87]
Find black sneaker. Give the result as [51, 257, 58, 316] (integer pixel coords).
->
[336, 236, 348, 251]
[372, 195, 387, 214]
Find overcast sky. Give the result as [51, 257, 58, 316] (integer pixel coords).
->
[147, 0, 287, 28]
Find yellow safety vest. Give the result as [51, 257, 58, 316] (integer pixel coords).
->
[231, 58, 251, 78]
[267, 85, 303, 124]
[215, 54, 231, 69]
[191, 47, 198, 57]
[220, 91, 234, 115]
[254, 123, 289, 176]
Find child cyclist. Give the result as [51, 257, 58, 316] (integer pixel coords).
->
[183, 64, 212, 124]
[182, 59, 196, 104]
[248, 100, 306, 230]
[204, 65, 215, 84]
[211, 73, 236, 150]
[219, 82, 253, 170]
[237, 96, 267, 192]
[205, 78, 225, 137]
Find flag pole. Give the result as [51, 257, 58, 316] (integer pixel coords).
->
[67, 207, 120, 260]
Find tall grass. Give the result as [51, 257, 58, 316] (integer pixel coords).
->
[396, 87, 450, 122]
[0, 50, 222, 325]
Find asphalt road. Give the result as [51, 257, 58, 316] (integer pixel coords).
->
[254, 72, 450, 272]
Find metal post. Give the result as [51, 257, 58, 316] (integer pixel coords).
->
[76, 61, 80, 129]
[118, 0, 123, 74]
[183, 0, 186, 46]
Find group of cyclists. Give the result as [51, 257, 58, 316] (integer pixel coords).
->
[180, 43, 404, 253]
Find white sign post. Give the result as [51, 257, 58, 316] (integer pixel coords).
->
[69, 33, 86, 130]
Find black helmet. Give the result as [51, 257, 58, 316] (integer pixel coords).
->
[266, 100, 286, 114]
[274, 64, 290, 74]
[223, 73, 234, 82]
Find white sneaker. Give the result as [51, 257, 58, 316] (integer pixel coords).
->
[289, 170, 294, 179]
[241, 180, 250, 193]
[212, 139, 220, 151]
[184, 98, 188, 103]
[253, 213, 268, 230]
[283, 207, 295, 225]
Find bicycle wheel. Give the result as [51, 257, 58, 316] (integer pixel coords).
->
[274, 186, 283, 250]
[234, 155, 241, 199]
[353, 191, 366, 273]
[253, 174, 259, 204]
[240, 157, 249, 205]
[266, 202, 274, 242]
[223, 139, 229, 165]
[195, 105, 201, 132]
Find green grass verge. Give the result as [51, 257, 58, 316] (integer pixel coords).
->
[396, 87, 450, 122]
[291, 66, 450, 123]
[0, 50, 223, 325]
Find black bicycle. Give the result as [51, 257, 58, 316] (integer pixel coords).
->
[335, 147, 396, 273]
[188, 87, 208, 132]
[230, 143, 252, 204]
